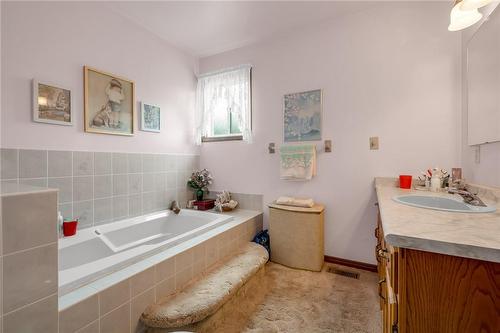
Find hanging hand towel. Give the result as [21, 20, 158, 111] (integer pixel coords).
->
[280, 145, 317, 180]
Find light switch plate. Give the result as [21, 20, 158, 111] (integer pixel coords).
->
[324, 140, 332, 152]
[370, 137, 379, 150]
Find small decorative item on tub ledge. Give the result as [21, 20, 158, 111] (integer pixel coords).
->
[63, 219, 78, 237]
[215, 190, 239, 212]
[187, 169, 213, 201]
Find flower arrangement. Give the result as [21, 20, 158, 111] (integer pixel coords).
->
[187, 169, 213, 201]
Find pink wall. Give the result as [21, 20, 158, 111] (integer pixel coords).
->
[1, 2, 198, 154]
[199, 3, 461, 264]
[461, 4, 500, 187]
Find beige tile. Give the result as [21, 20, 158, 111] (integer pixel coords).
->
[19, 149, 47, 179]
[100, 302, 131, 333]
[1, 149, 18, 180]
[130, 267, 155, 297]
[73, 151, 93, 176]
[112, 153, 128, 174]
[3, 244, 58, 313]
[131, 288, 154, 333]
[48, 150, 72, 177]
[192, 243, 205, 262]
[155, 276, 175, 301]
[76, 320, 99, 333]
[192, 243, 206, 277]
[205, 238, 219, 269]
[2, 191, 57, 254]
[3, 295, 58, 333]
[99, 279, 130, 316]
[94, 152, 112, 175]
[127, 153, 142, 174]
[175, 248, 193, 272]
[59, 294, 98, 333]
[175, 266, 193, 290]
[155, 257, 175, 282]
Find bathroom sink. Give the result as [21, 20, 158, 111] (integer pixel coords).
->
[393, 195, 496, 213]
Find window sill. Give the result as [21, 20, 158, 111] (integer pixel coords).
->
[202, 135, 243, 143]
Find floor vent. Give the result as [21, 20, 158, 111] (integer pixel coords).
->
[327, 267, 360, 279]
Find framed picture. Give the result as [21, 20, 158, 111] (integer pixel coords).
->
[140, 102, 161, 132]
[32, 80, 72, 126]
[283, 89, 322, 142]
[84, 66, 135, 136]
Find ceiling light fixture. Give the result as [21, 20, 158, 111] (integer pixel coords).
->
[448, 0, 483, 31]
[460, 0, 493, 11]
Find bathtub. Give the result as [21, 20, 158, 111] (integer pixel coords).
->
[59, 209, 233, 295]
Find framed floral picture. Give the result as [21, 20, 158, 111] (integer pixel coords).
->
[32, 80, 72, 126]
[84, 66, 135, 136]
[140, 102, 161, 132]
[283, 89, 322, 142]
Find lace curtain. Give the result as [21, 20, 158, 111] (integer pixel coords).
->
[195, 65, 252, 144]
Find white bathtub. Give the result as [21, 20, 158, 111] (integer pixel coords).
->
[59, 209, 233, 295]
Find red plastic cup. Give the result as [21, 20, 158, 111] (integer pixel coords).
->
[399, 175, 412, 189]
[63, 220, 78, 237]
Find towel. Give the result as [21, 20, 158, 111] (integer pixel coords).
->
[276, 196, 315, 208]
[280, 144, 317, 180]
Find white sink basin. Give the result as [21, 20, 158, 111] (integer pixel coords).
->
[393, 195, 496, 213]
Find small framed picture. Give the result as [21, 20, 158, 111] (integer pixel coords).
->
[32, 80, 72, 126]
[140, 102, 161, 132]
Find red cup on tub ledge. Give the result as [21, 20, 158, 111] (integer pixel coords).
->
[399, 175, 413, 189]
[63, 219, 78, 237]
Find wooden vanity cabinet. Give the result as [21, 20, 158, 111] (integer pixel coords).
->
[376, 213, 500, 333]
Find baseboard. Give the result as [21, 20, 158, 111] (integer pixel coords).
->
[324, 255, 378, 273]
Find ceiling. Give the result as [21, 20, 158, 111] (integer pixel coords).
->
[109, 1, 374, 58]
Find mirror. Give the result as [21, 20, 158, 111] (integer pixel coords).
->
[467, 7, 500, 146]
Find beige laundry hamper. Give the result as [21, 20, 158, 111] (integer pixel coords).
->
[268, 203, 325, 271]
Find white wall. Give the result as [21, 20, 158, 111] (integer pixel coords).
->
[199, 2, 461, 264]
[461, 4, 500, 187]
[1, 2, 198, 154]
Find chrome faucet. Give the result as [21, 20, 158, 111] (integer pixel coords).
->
[170, 201, 181, 214]
[448, 187, 486, 207]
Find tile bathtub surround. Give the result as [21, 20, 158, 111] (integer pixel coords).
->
[209, 191, 263, 211]
[1, 148, 200, 229]
[58, 212, 263, 333]
[1, 186, 59, 333]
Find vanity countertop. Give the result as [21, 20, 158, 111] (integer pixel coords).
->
[375, 177, 500, 263]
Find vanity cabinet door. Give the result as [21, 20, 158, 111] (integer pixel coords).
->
[376, 212, 400, 333]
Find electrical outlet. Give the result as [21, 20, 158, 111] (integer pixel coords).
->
[369, 137, 379, 150]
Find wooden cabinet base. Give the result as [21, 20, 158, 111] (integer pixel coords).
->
[376, 213, 500, 332]
[399, 248, 500, 333]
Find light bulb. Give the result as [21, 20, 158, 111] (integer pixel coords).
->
[448, 2, 483, 31]
[460, 0, 492, 11]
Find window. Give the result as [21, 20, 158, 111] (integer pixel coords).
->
[195, 65, 252, 143]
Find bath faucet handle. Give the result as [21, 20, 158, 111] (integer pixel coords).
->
[170, 200, 181, 214]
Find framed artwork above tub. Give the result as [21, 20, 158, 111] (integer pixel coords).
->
[140, 102, 161, 132]
[32, 79, 72, 126]
[84, 66, 135, 136]
[283, 89, 322, 143]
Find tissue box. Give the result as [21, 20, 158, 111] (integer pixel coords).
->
[194, 200, 215, 211]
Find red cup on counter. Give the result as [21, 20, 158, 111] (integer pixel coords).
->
[63, 219, 78, 237]
[399, 175, 413, 189]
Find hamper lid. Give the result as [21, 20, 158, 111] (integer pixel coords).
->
[268, 202, 324, 213]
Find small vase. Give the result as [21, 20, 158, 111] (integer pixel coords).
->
[196, 189, 204, 201]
